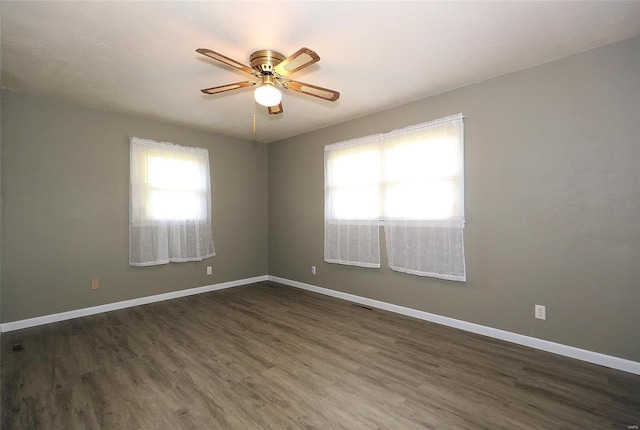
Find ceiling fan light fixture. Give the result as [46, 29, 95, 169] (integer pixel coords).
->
[254, 83, 282, 107]
[197, 47, 339, 115]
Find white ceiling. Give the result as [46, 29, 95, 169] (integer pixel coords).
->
[2, 1, 639, 143]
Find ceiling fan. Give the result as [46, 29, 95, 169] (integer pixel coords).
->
[196, 47, 340, 115]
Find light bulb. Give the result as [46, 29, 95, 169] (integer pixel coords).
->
[254, 83, 282, 107]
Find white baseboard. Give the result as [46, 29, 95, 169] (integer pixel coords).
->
[268, 275, 640, 376]
[0, 275, 268, 333]
[3, 273, 638, 376]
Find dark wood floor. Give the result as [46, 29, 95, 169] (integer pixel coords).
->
[2, 281, 639, 429]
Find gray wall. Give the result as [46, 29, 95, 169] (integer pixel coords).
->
[268, 37, 640, 361]
[1, 90, 268, 322]
[1, 87, 3, 328]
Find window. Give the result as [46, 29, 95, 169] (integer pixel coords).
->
[324, 114, 465, 281]
[383, 130, 463, 221]
[132, 146, 209, 222]
[130, 137, 215, 266]
[324, 136, 382, 268]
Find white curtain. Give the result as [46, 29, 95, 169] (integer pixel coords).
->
[381, 114, 466, 281]
[130, 137, 215, 266]
[324, 135, 382, 268]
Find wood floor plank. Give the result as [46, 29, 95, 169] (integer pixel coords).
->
[2, 282, 639, 429]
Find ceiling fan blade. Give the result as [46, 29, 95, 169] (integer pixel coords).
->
[200, 80, 256, 95]
[274, 47, 320, 77]
[268, 103, 284, 115]
[281, 80, 340, 101]
[196, 48, 256, 76]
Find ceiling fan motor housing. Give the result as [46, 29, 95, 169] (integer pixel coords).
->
[250, 50, 286, 74]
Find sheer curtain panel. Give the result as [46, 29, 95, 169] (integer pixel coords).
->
[324, 136, 382, 268]
[130, 137, 216, 266]
[381, 114, 466, 281]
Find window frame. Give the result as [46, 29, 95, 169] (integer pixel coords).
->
[324, 114, 465, 225]
[130, 137, 211, 225]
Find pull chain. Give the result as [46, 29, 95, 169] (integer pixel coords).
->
[252, 98, 257, 134]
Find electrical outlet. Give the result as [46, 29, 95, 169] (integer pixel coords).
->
[311, 266, 316, 275]
[206, 266, 212, 275]
[91, 279, 99, 290]
[535, 305, 546, 320]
